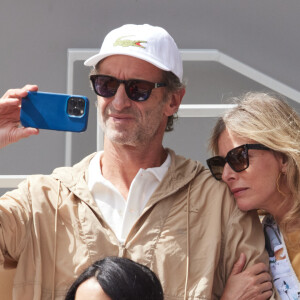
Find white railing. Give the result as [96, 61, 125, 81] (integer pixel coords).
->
[66, 48, 300, 165]
[2, 48, 300, 188]
[0, 175, 28, 188]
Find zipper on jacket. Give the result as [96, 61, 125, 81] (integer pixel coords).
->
[118, 244, 126, 257]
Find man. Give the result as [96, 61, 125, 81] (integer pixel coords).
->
[0, 24, 273, 299]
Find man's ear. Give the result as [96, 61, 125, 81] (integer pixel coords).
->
[164, 88, 185, 117]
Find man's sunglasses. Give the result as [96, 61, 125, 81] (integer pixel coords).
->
[206, 144, 270, 181]
[90, 74, 167, 102]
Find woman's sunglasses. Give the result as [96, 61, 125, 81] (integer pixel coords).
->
[90, 74, 167, 102]
[206, 144, 270, 181]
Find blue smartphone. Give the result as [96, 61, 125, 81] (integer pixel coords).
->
[21, 91, 89, 132]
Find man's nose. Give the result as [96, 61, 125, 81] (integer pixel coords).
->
[111, 84, 132, 110]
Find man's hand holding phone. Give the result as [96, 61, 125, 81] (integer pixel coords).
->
[0, 85, 39, 149]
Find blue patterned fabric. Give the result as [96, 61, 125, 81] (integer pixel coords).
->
[263, 214, 300, 300]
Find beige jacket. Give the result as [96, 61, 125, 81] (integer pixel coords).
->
[0, 150, 271, 300]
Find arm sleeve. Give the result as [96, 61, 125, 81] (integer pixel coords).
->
[224, 207, 268, 274]
[223, 206, 278, 299]
[0, 180, 32, 268]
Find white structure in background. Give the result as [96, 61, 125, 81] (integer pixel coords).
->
[1, 49, 300, 188]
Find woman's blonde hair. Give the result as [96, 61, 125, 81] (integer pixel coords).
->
[209, 92, 300, 234]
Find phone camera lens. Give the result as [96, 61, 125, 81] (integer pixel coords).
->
[69, 98, 76, 105]
[72, 108, 81, 116]
[68, 97, 85, 116]
[77, 99, 85, 108]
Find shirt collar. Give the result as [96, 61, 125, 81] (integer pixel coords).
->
[88, 150, 171, 187]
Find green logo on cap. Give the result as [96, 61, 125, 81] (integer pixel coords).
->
[113, 36, 147, 49]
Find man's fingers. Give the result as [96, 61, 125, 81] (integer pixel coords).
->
[2, 88, 26, 99]
[256, 270, 272, 284]
[16, 127, 39, 140]
[245, 262, 269, 276]
[0, 127, 39, 149]
[0, 85, 39, 149]
[256, 288, 273, 300]
[9, 127, 39, 144]
[0, 98, 22, 112]
[230, 253, 247, 276]
[1, 85, 38, 99]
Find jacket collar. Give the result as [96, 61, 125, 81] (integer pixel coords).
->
[51, 149, 205, 206]
[145, 148, 205, 206]
[51, 153, 98, 208]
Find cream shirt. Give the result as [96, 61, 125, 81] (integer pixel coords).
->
[88, 151, 171, 243]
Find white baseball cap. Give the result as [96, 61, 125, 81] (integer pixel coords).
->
[84, 24, 183, 81]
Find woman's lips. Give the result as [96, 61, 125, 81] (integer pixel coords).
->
[231, 187, 248, 197]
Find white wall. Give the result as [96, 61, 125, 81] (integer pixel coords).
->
[0, 0, 299, 176]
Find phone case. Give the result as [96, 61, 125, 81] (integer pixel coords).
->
[21, 91, 89, 132]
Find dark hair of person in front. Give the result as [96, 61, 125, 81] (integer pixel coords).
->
[65, 256, 164, 300]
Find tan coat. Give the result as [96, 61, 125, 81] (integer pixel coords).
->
[0, 150, 271, 299]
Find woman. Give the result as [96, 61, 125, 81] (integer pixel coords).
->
[207, 92, 300, 299]
[65, 256, 164, 300]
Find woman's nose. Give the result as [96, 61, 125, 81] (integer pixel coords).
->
[222, 163, 237, 183]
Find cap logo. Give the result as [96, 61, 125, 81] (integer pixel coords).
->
[113, 36, 147, 49]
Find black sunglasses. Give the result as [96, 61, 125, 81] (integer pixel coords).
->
[206, 144, 270, 181]
[90, 74, 167, 102]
